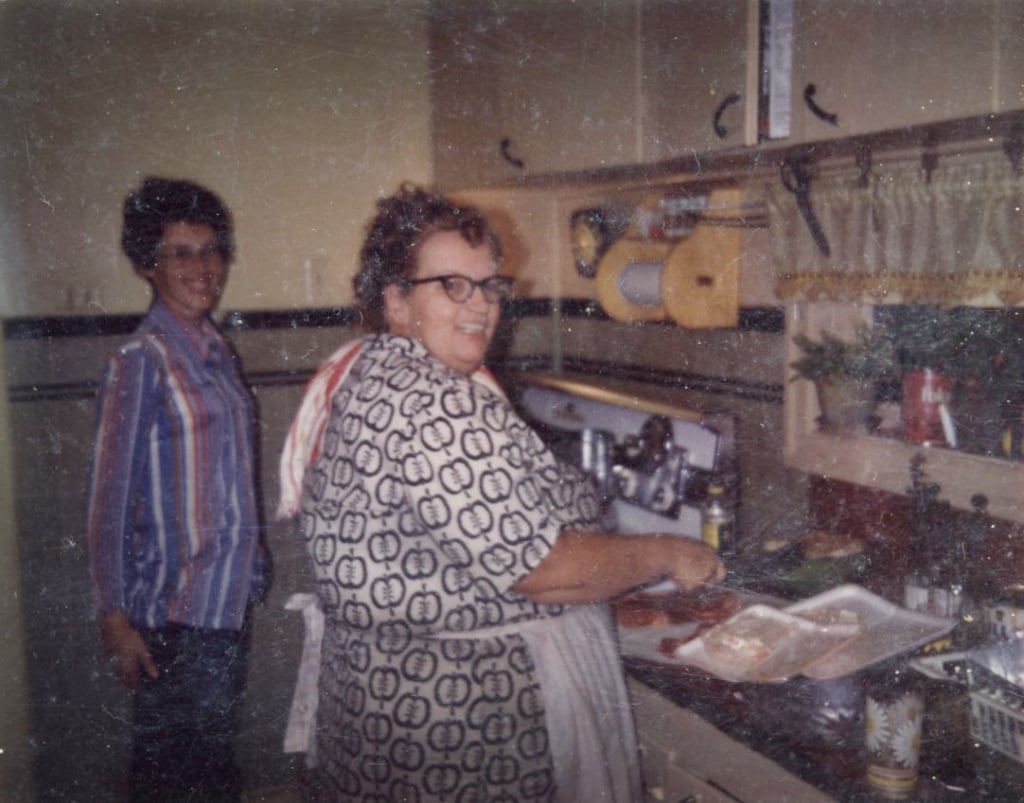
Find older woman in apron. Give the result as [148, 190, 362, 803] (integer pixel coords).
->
[280, 183, 724, 803]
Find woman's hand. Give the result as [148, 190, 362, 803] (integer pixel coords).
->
[664, 537, 726, 592]
[100, 610, 159, 690]
[513, 530, 726, 605]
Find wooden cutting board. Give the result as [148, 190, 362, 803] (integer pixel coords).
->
[661, 223, 741, 329]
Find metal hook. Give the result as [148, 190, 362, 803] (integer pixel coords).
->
[856, 143, 873, 187]
[1004, 124, 1023, 174]
[921, 139, 939, 183]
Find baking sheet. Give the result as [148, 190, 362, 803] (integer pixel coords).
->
[619, 583, 955, 682]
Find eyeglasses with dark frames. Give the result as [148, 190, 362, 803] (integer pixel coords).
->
[400, 274, 514, 304]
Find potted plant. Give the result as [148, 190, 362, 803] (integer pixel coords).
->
[945, 308, 1024, 456]
[791, 325, 897, 435]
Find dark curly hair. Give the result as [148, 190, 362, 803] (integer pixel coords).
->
[353, 183, 503, 332]
[121, 177, 234, 270]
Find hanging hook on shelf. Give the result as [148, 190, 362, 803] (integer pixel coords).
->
[921, 137, 939, 183]
[855, 142, 873, 187]
[1004, 124, 1023, 174]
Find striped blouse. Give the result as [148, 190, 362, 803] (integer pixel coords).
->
[87, 300, 263, 630]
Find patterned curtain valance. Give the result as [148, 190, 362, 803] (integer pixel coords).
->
[771, 158, 1024, 305]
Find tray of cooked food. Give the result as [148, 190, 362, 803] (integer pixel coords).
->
[616, 583, 956, 683]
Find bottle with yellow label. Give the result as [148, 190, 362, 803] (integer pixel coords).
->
[701, 483, 733, 552]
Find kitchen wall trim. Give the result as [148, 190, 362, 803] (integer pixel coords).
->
[4, 300, 784, 406]
[2, 300, 783, 341]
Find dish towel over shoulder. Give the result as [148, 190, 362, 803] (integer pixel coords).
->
[276, 340, 506, 520]
[275, 340, 364, 520]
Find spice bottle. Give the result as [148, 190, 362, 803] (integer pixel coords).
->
[701, 483, 733, 552]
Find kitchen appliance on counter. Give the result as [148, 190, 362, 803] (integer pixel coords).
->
[510, 371, 737, 541]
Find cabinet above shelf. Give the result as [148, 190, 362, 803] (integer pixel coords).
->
[432, 0, 1022, 193]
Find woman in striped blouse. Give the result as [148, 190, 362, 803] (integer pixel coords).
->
[87, 177, 265, 803]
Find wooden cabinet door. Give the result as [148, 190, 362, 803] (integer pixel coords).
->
[996, 0, 1024, 113]
[640, 0, 756, 160]
[431, 2, 638, 188]
[430, 8, 512, 189]
[789, 0, 997, 144]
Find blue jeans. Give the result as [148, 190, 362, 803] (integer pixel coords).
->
[131, 624, 248, 803]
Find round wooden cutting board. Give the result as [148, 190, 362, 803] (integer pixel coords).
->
[661, 225, 741, 329]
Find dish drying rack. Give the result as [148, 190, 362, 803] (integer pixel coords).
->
[968, 639, 1024, 765]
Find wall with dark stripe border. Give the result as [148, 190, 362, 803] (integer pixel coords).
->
[4, 299, 784, 401]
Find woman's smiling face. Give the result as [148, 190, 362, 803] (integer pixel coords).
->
[140, 221, 225, 325]
[383, 229, 501, 375]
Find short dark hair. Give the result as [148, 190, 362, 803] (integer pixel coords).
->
[353, 182, 503, 332]
[121, 177, 234, 270]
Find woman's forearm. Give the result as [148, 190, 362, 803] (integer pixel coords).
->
[512, 529, 724, 605]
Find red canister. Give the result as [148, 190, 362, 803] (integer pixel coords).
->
[902, 369, 953, 445]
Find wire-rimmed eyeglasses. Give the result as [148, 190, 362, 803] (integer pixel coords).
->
[400, 274, 514, 304]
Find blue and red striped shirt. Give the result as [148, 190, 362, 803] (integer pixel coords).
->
[87, 300, 263, 630]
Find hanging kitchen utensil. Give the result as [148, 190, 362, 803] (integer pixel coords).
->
[781, 158, 831, 257]
[570, 207, 627, 278]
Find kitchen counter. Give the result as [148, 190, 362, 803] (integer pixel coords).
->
[625, 654, 1024, 802]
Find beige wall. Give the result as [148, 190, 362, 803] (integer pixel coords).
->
[0, 0, 433, 317]
[0, 2, 435, 795]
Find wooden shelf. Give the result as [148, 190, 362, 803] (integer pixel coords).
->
[786, 430, 1024, 524]
[784, 300, 1024, 524]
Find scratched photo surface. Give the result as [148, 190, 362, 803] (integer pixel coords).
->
[2, 1, 1023, 801]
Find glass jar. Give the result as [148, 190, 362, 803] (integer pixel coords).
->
[865, 662, 925, 799]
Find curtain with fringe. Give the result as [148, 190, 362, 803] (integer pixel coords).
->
[771, 157, 1024, 305]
